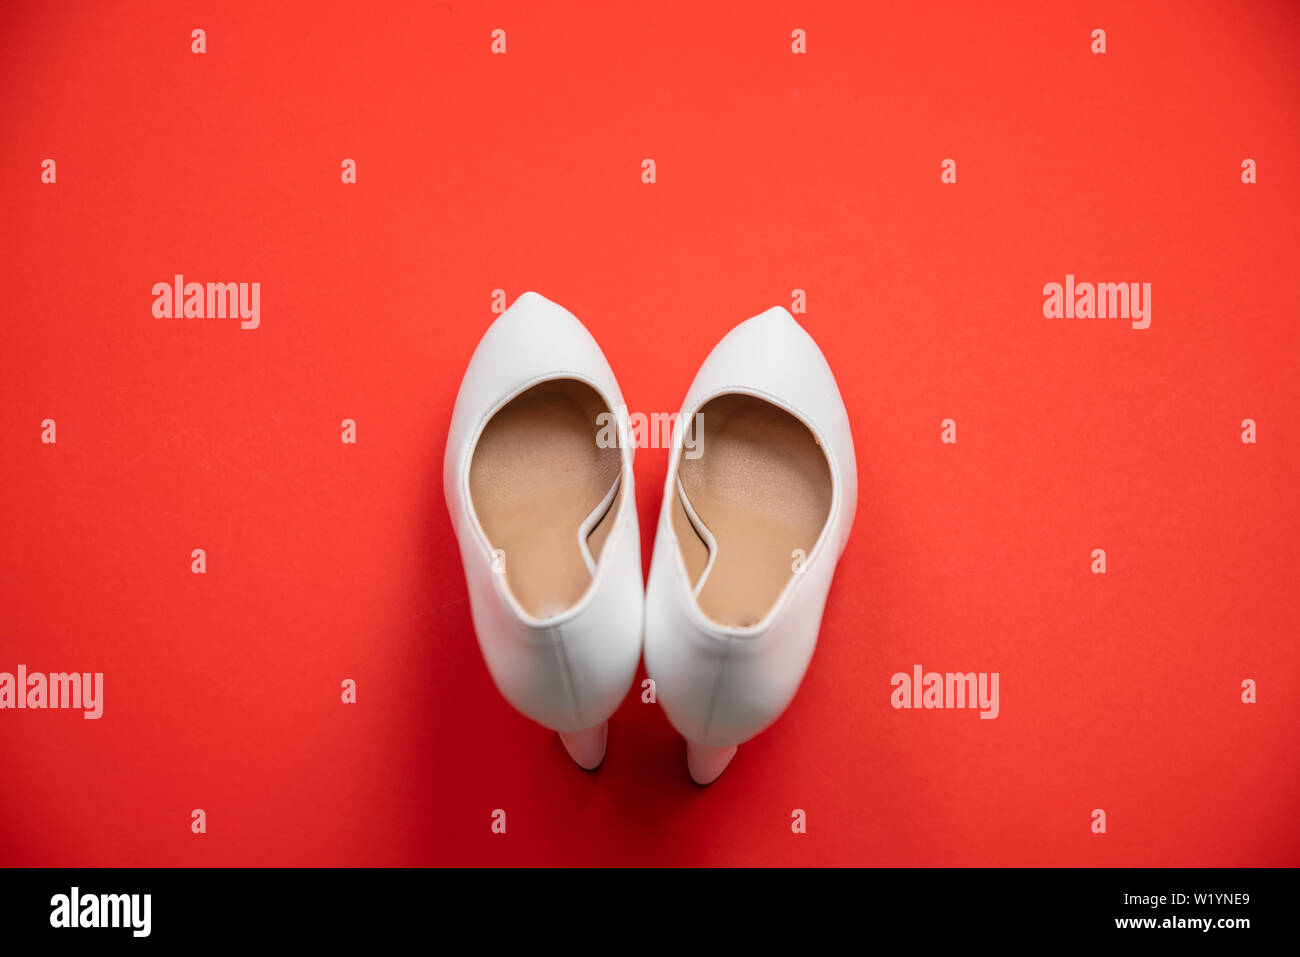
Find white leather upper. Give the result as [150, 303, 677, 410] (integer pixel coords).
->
[643, 307, 858, 748]
[443, 292, 644, 733]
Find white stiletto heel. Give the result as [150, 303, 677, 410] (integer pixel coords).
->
[559, 722, 609, 771]
[686, 740, 737, 786]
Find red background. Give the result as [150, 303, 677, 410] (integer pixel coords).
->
[2, 1, 1297, 866]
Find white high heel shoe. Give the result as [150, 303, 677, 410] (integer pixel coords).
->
[643, 307, 857, 784]
[443, 291, 644, 769]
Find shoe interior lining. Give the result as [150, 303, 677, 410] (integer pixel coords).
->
[674, 393, 833, 628]
[469, 379, 622, 619]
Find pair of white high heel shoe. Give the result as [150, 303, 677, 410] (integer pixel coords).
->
[444, 292, 856, 785]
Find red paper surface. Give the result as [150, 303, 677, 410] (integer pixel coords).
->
[1, 1, 1297, 866]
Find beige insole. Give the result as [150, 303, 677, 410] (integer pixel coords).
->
[469, 379, 621, 619]
[674, 394, 833, 627]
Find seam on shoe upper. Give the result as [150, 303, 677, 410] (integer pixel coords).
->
[550, 623, 585, 726]
[698, 632, 733, 743]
